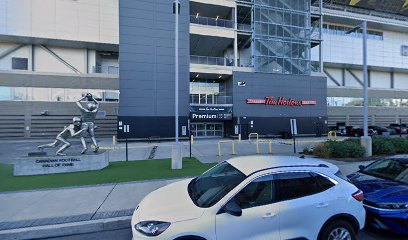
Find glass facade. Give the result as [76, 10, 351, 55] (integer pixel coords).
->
[253, 0, 311, 75]
[327, 97, 408, 107]
[190, 123, 224, 137]
[190, 80, 231, 105]
[0, 87, 119, 102]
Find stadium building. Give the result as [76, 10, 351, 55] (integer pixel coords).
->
[1, 0, 408, 139]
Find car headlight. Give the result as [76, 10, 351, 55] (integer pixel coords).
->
[377, 202, 408, 210]
[135, 221, 170, 236]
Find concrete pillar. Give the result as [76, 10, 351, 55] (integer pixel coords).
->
[24, 109, 31, 138]
[233, 6, 238, 67]
[172, 143, 182, 169]
[361, 136, 372, 157]
[31, 45, 35, 71]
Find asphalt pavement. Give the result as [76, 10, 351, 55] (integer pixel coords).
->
[43, 226, 405, 240]
[0, 137, 405, 240]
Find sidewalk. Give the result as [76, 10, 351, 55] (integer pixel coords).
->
[0, 178, 182, 232]
[0, 136, 345, 164]
[0, 158, 369, 239]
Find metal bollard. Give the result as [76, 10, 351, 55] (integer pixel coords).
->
[256, 140, 260, 154]
[269, 141, 272, 154]
[112, 135, 117, 150]
[218, 142, 222, 156]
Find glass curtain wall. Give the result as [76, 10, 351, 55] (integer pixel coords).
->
[190, 80, 228, 105]
[252, 0, 311, 75]
[0, 86, 119, 102]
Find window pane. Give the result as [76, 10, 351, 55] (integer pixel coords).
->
[66, 89, 86, 102]
[51, 88, 65, 101]
[277, 172, 321, 201]
[103, 91, 119, 102]
[311, 173, 335, 191]
[235, 175, 274, 209]
[13, 87, 27, 100]
[0, 87, 12, 100]
[32, 88, 50, 101]
[12, 58, 28, 70]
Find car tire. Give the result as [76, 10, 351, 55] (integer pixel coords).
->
[354, 133, 359, 137]
[318, 220, 356, 240]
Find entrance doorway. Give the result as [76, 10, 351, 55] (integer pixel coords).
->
[190, 123, 224, 138]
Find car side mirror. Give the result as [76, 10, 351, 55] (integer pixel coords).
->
[358, 165, 366, 171]
[223, 200, 242, 217]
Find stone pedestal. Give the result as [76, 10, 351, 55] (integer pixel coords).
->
[14, 151, 109, 176]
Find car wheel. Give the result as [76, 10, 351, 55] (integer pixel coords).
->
[354, 133, 359, 137]
[318, 220, 355, 240]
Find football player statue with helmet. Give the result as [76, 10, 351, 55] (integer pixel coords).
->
[76, 93, 100, 154]
[38, 117, 86, 156]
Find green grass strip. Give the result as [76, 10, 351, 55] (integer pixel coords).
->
[0, 158, 216, 193]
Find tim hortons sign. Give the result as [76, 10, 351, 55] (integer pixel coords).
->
[246, 96, 317, 106]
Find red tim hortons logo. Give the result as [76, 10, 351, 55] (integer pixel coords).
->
[246, 96, 317, 106]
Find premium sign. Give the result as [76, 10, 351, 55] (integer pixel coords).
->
[246, 96, 317, 106]
[189, 106, 232, 121]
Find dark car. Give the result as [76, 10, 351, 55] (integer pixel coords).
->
[369, 126, 392, 136]
[388, 124, 408, 134]
[347, 127, 377, 137]
[347, 158, 408, 235]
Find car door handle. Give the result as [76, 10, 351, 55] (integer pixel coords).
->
[262, 212, 276, 219]
[316, 203, 329, 208]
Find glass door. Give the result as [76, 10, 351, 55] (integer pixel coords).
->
[190, 123, 224, 138]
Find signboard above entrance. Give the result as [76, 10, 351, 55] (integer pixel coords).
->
[246, 96, 317, 106]
[189, 106, 232, 121]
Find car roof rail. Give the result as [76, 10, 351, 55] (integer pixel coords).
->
[248, 164, 330, 177]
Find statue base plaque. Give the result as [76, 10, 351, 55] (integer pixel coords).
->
[13, 151, 109, 176]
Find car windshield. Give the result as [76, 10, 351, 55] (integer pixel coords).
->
[362, 159, 408, 185]
[187, 161, 246, 208]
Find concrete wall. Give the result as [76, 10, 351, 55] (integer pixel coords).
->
[232, 72, 327, 135]
[0, 43, 119, 74]
[324, 67, 408, 90]
[312, 27, 408, 70]
[0, 0, 118, 44]
[118, 0, 190, 139]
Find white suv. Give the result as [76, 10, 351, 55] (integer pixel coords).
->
[131, 156, 365, 240]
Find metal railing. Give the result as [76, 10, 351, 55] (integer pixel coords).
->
[237, 59, 252, 68]
[190, 16, 234, 28]
[92, 65, 119, 75]
[190, 95, 233, 105]
[190, 55, 234, 66]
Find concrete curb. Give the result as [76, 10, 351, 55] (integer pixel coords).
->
[0, 216, 131, 240]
